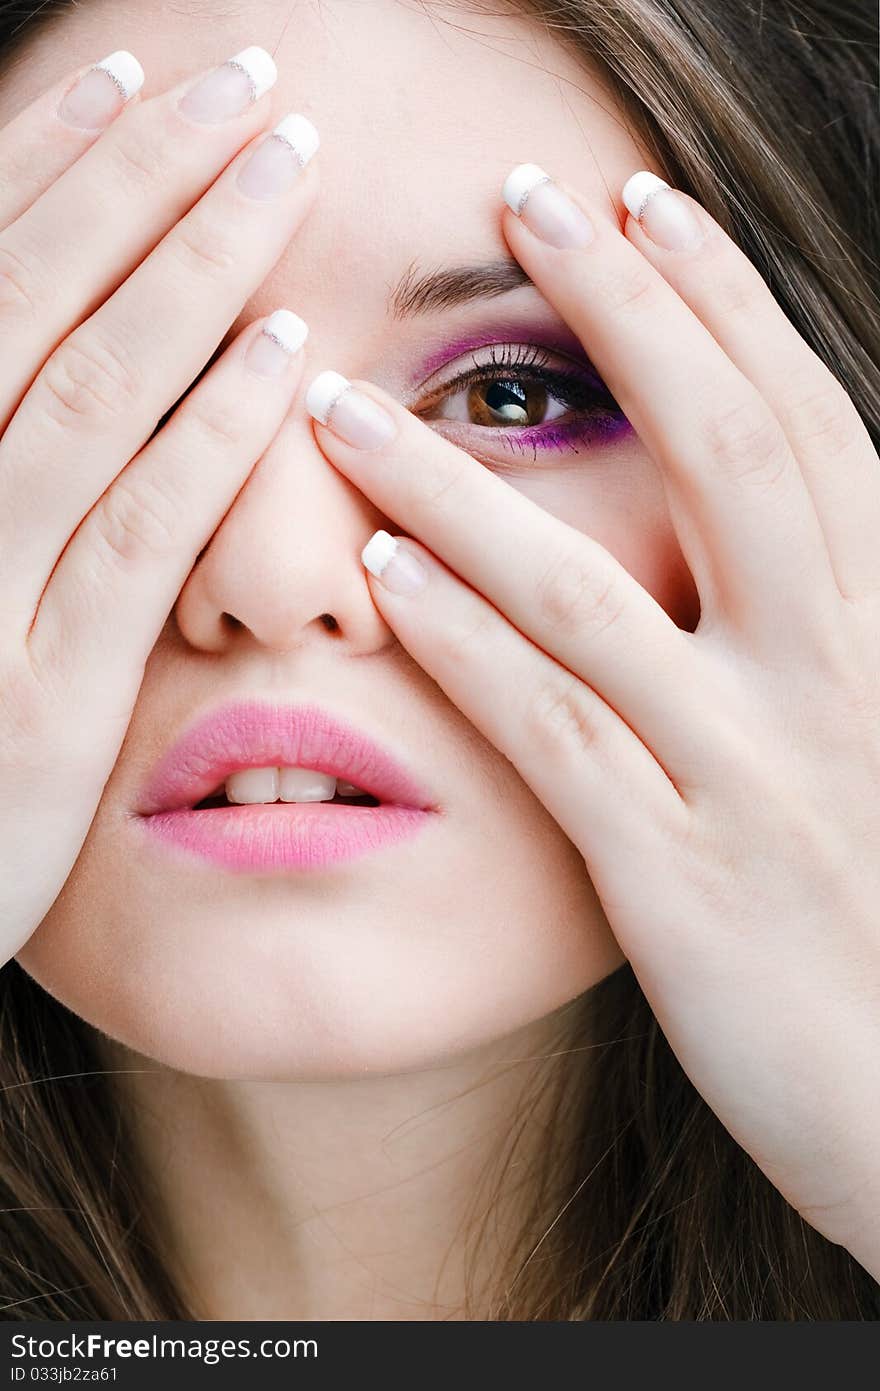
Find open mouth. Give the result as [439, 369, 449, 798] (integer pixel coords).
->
[191, 787, 383, 811]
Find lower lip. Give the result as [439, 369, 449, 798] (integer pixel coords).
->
[136, 801, 435, 873]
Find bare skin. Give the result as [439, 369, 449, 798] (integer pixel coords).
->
[3, 0, 877, 1320]
[1, 0, 645, 1319]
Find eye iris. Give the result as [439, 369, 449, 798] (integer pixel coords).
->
[468, 378, 547, 427]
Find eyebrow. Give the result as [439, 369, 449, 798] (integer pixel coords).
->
[388, 257, 534, 318]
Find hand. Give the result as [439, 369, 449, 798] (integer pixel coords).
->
[0, 49, 318, 964]
[304, 168, 880, 1281]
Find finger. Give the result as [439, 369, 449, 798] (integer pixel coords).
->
[0, 45, 279, 426]
[621, 171, 880, 603]
[0, 110, 319, 626]
[499, 164, 843, 656]
[357, 529, 688, 868]
[0, 51, 145, 227]
[306, 372, 733, 791]
[28, 310, 308, 693]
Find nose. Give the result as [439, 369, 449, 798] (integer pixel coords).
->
[173, 404, 395, 656]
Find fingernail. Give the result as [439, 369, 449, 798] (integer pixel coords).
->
[361, 531, 427, 595]
[622, 171, 703, 251]
[236, 112, 320, 199]
[305, 371, 397, 450]
[502, 163, 594, 249]
[178, 46, 277, 124]
[57, 50, 145, 130]
[245, 309, 308, 379]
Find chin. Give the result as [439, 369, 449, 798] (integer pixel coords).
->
[16, 789, 625, 1082]
[15, 910, 624, 1082]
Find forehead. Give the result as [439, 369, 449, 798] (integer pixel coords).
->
[9, 1, 643, 359]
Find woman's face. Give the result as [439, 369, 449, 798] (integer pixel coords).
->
[11, 0, 698, 1079]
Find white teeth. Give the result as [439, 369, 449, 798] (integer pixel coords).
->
[279, 768, 336, 803]
[336, 779, 364, 796]
[222, 766, 370, 805]
[226, 766, 279, 805]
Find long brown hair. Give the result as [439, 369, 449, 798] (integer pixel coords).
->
[2, 0, 879, 1319]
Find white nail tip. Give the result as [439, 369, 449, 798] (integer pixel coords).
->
[502, 163, 552, 216]
[274, 113, 320, 167]
[361, 530, 397, 578]
[263, 309, 308, 355]
[227, 46, 278, 102]
[94, 50, 145, 100]
[622, 171, 670, 220]
[305, 370, 351, 425]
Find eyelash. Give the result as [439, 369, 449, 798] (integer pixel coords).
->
[415, 342, 631, 461]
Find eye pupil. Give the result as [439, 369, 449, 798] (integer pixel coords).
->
[468, 378, 547, 427]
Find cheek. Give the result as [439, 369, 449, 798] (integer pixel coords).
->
[513, 446, 700, 630]
[612, 513, 701, 632]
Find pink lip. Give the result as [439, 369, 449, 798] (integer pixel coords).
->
[134, 700, 439, 873]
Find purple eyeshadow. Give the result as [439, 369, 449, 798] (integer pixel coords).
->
[411, 318, 634, 461]
[413, 321, 596, 384]
[497, 413, 633, 456]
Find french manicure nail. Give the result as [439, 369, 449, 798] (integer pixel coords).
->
[361, 531, 427, 595]
[305, 371, 397, 450]
[57, 50, 145, 130]
[236, 112, 320, 199]
[502, 163, 594, 250]
[622, 171, 703, 251]
[178, 46, 277, 124]
[245, 309, 308, 378]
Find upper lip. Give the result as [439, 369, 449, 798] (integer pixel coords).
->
[137, 700, 438, 814]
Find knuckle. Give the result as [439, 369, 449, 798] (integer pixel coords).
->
[435, 603, 499, 667]
[186, 391, 245, 452]
[705, 258, 766, 322]
[535, 549, 624, 640]
[41, 331, 141, 428]
[0, 653, 48, 751]
[785, 377, 866, 459]
[704, 397, 791, 489]
[523, 672, 601, 760]
[169, 219, 237, 279]
[414, 455, 472, 520]
[0, 240, 49, 320]
[599, 264, 659, 317]
[90, 469, 181, 572]
[706, 277, 754, 323]
[108, 128, 167, 189]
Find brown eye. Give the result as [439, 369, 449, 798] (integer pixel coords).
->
[467, 377, 549, 427]
[414, 342, 617, 438]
